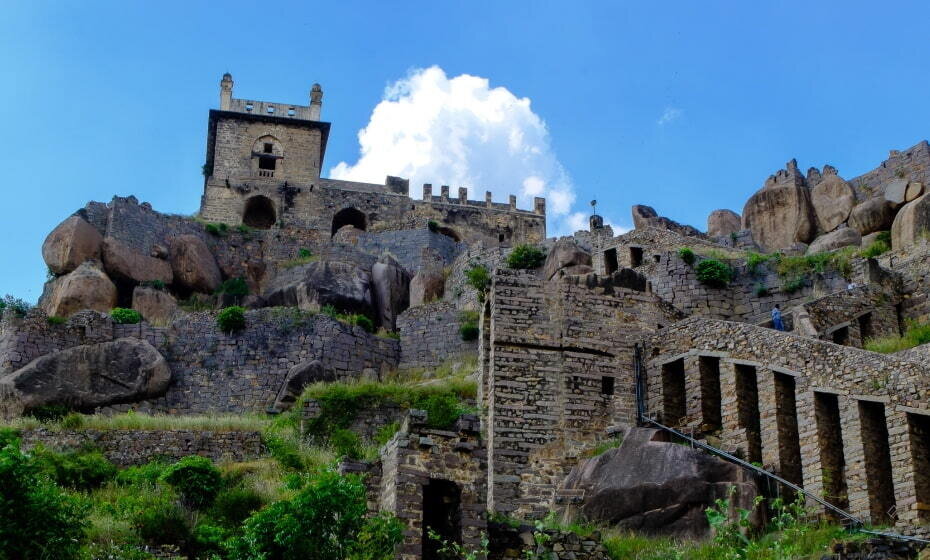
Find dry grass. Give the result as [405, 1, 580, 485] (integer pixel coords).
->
[3, 411, 273, 432]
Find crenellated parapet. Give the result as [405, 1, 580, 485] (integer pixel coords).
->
[420, 183, 545, 216]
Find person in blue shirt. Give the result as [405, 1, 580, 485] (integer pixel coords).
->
[772, 304, 785, 331]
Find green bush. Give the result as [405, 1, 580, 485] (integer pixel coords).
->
[465, 264, 490, 302]
[860, 237, 891, 258]
[33, 447, 117, 490]
[420, 393, 468, 429]
[229, 471, 401, 560]
[216, 276, 249, 297]
[217, 306, 246, 333]
[427, 220, 439, 232]
[0, 443, 87, 560]
[330, 428, 363, 460]
[46, 315, 66, 325]
[349, 314, 375, 333]
[116, 460, 168, 487]
[506, 244, 546, 269]
[160, 455, 223, 509]
[134, 499, 191, 546]
[110, 307, 142, 324]
[865, 320, 930, 353]
[190, 523, 228, 557]
[782, 275, 806, 293]
[695, 259, 733, 288]
[298, 248, 313, 259]
[27, 404, 72, 422]
[677, 247, 695, 265]
[745, 251, 776, 275]
[211, 486, 266, 527]
[459, 310, 479, 341]
[754, 283, 769, 297]
[0, 294, 32, 318]
[205, 222, 229, 236]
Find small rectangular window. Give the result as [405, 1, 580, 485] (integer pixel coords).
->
[601, 376, 615, 396]
[263, 143, 273, 154]
[267, 106, 275, 114]
[287, 108, 296, 116]
[245, 103, 253, 111]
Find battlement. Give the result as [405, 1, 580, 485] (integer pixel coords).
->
[420, 183, 545, 215]
[219, 73, 323, 121]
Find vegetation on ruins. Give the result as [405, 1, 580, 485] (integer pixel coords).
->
[459, 310, 480, 341]
[215, 276, 249, 298]
[281, 247, 318, 268]
[865, 319, 930, 353]
[695, 259, 733, 288]
[161, 455, 223, 509]
[0, 294, 32, 318]
[47, 314, 67, 325]
[465, 263, 491, 301]
[110, 307, 142, 324]
[677, 247, 696, 265]
[860, 231, 892, 258]
[217, 305, 246, 333]
[204, 222, 230, 236]
[506, 244, 547, 269]
[321, 304, 375, 333]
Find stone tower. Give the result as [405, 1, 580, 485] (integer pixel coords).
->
[199, 73, 330, 228]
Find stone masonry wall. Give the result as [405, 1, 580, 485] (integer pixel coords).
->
[397, 302, 477, 370]
[644, 317, 930, 533]
[20, 428, 265, 466]
[484, 269, 683, 519]
[792, 284, 900, 346]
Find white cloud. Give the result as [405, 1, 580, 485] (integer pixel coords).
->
[657, 107, 682, 126]
[330, 66, 584, 234]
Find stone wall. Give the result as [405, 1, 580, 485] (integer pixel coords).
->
[301, 398, 406, 442]
[643, 317, 930, 532]
[790, 284, 900, 347]
[483, 268, 683, 519]
[20, 428, 265, 466]
[1, 308, 399, 414]
[848, 141, 930, 201]
[397, 302, 477, 369]
[444, 244, 509, 311]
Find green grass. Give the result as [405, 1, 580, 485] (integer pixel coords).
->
[280, 250, 319, 269]
[865, 319, 930, 353]
[2, 411, 272, 432]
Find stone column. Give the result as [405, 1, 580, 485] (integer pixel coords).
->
[422, 184, 432, 201]
[509, 195, 517, 210]
[797, 388, 824, 505]
[839, 396, 870, 521]
[889, 408, 918, 527]
[684, 355, 702, 431]
[485, 191, 493, 208]
[440, 185, 450, 202]
[757, 367, 781, 473]
[719, 360, 748, 454]
[458, 187, 467, 204]
[534, 197, 546, 215]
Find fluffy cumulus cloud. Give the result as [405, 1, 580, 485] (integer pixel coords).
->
[330, 66, 589, 234]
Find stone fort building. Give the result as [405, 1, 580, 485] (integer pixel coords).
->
[200, 73, 546, 247]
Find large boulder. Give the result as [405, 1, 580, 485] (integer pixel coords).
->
[103, 238, 173, 286]
[891, 194, 930, 250]
[884, 178, 909, 209]
[906, 181, 925, 202]
[848, 198, 894, 236]
[561, 428, 759, 538]
[742, 184, 816, 251]
[42, 216, 103, 275]
[0, 338, 171, 411]
[40, 261, 118, 317]
[409, 268, 445, 307]
[263, 260, 373, 315]
[168, 235, 222, 294]
[542, 237, 593, 281]
[631, 205, 659, 229]
[371, 255, 410, 330]
[706, 209, 741, 238]
[806, 226, 861, 254]
[132, 286, 178, 325]
[811, 173, 856, 233]
[632, 205, 702, 237]
[272, 360, 333, 412]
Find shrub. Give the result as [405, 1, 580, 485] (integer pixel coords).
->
[865, 320, 930, 353]
[374, 421, 400, 446]
[116, 460, 168, 487]
[459, 310, 480, 341]
[351, 512, 405, 560]
[782, 275, 806, 293]
[190, 523, 228, 557]
[677, 247, 695, 265]
[347, 314, 375, 333]
[745, 251, 775, 275]
[134, 499, 191, 546]
[110, 307, 142, 324]
[427, 220, 439, 232]
[0, 294, 32, 318]
[229, 471, 401, 560]
[211, 486, 265, 527]
[506, 244, 546, 269]
[160, 455, 223, 509]
[205, 222, 229, 236]
[330, 428, 363, 460]
[465, 265, 490, 302]
[298, 248, 313, 259]
[46, 315, 66, 325]
[216, 276, 249, 298]
[217, 306, 246, 333]
[754, 283, 769, 297]
[236, 224, 254, 234]
[27, 403, 72, 422]
[0, 443, 87, 559]
[282, 248, 317, 268]
[860, 232, 892, 259]
[141, 279, 166, 291]
[695, 259, 733, 288]
[33, 447, 117, 490]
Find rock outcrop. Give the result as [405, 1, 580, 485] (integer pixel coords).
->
[168, 235, 222, 294]
[371, 255, 410, 330]
[263, 260, 373, 315]
[806, 226, 861, 254]
[542, 237, 593, 281]
[706, 210, 741, 238]
[742, 160, 816, 250]
[561, 428, 759, 539]
[42, 216, 103, 275]
[40, 260, 118, 317]
[848, 198, 894, 236]
[632, 205, 703, 237]
[272, 360, 332, 412]
[103, 238, 173, 286]
[131, 286, 178, 325]
[0, 338, 171, 411]
[891, 194, 930, 250]
[884, 178, 909, 209]
[811, 171, 856, 233]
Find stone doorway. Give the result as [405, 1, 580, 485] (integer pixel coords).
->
[422, 478, 462, 560]
[331, 207, 367, 237]
[242, 195, 276, 229]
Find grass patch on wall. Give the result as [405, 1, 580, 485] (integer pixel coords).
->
[2, 411, 273, 433]
[865, 320, 930, 353]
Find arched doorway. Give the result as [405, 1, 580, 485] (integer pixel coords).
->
[331, 207, 367, 237]
[436, 226, 461, 242]
[242, 195, 276, 229]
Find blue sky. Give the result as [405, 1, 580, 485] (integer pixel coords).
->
[2, 1, 929, 301]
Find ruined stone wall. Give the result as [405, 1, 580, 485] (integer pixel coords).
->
[20, 428, 265, 466]
[301, 399, 406, 442]
[792, 284, 900, 346]
[1, 309, 399, 414]
[397, 302, 477, 370]
[884, 245, 930, 325]
[444, 244, 509, 311]
[590, 227, 745, 275]
[484, 269, 682, 519]
[848, 141, 930, 200]
[644, 318, 930, 532]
